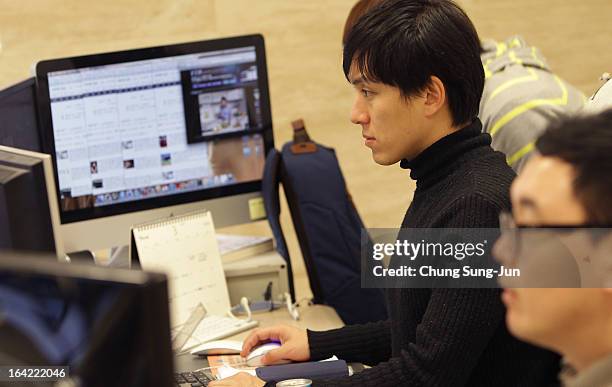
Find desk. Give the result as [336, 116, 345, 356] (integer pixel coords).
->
[175, 304, 344, 372]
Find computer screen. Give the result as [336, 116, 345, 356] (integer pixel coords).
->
[0, 252, 174, 387]
[0, 77, 42, 152]
[0, 146, 63, 255]
[35, 35, 273, 254]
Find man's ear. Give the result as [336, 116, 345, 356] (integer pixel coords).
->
[423, 75, 446, 117]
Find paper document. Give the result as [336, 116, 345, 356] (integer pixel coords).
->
[208, 355, 257, 379]
[211, 355, 339, 380]
[216, 234, 272, 255]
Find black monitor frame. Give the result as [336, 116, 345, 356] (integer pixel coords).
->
[35, 34, 274, 224]
[0, 77, 42, 152]
[0, 252, 174, 386]
[0, 149, 56, 253]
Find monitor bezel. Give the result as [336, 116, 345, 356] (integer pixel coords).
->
[0, 252, 175, 386]
[0, 77, 43, 152]
[0, 145, 65, 256]
[35, 34, 273, 225]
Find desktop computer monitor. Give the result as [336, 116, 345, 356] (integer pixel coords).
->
[0, 252, 174, 387]
[0, 77, 42, 153]
[0, 146, 63, 255]
[35, 34, 274, 255]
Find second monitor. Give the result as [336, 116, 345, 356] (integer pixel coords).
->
[35, 34, 273, 256]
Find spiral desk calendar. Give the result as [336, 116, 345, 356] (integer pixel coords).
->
[130, 210, 232, 328]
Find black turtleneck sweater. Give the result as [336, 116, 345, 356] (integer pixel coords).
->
[306, 120, 561, 386]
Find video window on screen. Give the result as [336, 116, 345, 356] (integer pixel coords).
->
[181, 63, 264, 143]
[47, 46, 267, 213]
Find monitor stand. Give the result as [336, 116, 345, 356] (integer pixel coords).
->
[74, 246, 130, 268]
[65, 250, 96, 264]
[107, 245, 131, 268]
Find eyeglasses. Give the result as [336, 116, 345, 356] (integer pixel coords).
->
[497, 211, 611, 264]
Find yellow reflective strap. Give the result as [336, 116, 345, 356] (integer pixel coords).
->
[507, 142, 535, 166]
[510, 37, 522, 48]
[530, 46, 546, 68]
[486, 47, 526, 83]
[489, 75, 569, 137]
[496, 42, 508, 57]
[508, 50, 523, 65]
[488, 68, 538, 103]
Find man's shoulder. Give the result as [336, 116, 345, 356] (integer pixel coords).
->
[455, 151, 515, 207]
[433, 156, 514, 228]
[405, 148, 515, 228]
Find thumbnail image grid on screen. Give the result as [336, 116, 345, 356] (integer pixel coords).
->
[45, 46, 267, 215]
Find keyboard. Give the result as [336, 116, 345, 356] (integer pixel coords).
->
[182, 315, 259, 352]
[174, 370, 214, 386]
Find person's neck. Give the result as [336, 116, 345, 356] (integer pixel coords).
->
[561, 321, 612, 371]
[399, 114, 485, 186]
[419, 115, 462, 153]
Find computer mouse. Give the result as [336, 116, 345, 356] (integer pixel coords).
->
[245, 341, 282, 367]
[190, 339, 243, 356]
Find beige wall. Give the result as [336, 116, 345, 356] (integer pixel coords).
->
[1, 0, 610, 298]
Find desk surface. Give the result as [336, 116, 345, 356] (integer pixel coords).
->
[175, 304, 343, 372]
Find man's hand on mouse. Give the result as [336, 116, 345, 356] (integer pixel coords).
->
[208, 372, 265, 387]
[241, 324, 310, 365]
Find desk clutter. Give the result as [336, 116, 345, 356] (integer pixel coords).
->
[130, 210, 261, 352]
[0, 33, 356, 386]
[198, 341, 348, 382]
[130, 211, 349, 384]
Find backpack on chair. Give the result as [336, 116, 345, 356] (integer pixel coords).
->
[262, 119, 387, 325]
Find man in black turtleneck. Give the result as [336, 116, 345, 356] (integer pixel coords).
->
[210, 1, 560, 387]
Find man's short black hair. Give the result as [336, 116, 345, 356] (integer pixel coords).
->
[536, 109, 612, 225]
[343, 0, 484, 127]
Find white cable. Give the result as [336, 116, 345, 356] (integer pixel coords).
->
[227, 296, 253, 322]
[229, 294, 306, 321]
[285, 292, 300, 321]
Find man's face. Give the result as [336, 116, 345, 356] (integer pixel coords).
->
[500, 154, 605, 352]
[348, 65, 429, 165]
[510, 154, 586, 226]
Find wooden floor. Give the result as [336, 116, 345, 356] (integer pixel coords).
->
[1, 0, 610, 298]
